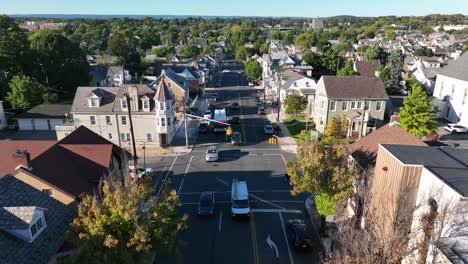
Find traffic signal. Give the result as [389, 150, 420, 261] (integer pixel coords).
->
[269, 137, 277, 144]
[301, 130, 306, 136]
[226, 126, 233, 136]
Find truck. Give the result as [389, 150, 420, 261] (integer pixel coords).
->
[231, 178, 250, 218]
[213, 108, 228, 132]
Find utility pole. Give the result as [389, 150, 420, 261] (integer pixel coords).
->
[183, 96, 189, 149]
[125, 93, 138, 174]
[358, 99, 366, 140]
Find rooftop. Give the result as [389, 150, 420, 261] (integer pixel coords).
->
[438, 51, 468, 82]
[0, 141, 56, 176]
[15, 104, 71, 119]
[321, 76, 388, 99]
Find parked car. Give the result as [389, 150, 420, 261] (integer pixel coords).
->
[258, 107, 266, 115]
[264, 119, 271, 125]
[129, 165, 154, 179]
[231, 102, 240, 110]
[264, 124, 274, 134]
[255, 96, 260, 102]
[248, 82, 254, 87]
[205, 145, 219, 162]
[215, 82, 221, 87]
[286, 219, 314, 250]
[230, 116, 240, 124]
[231, 132, 242, 145]
[444, 123, 468, 134]
[210, 95, 217, 102]
[203, 110, 212, 120]
[199, 123, 209, 133]
[198, 191, 215, 216]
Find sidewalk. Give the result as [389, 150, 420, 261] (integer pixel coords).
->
[266, 108, 298, 154]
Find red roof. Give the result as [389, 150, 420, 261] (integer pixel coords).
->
[0, 141, 56, 176]
[59, 144, 112, 167]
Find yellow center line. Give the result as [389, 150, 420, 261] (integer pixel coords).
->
[250, 213, 260, 264]
[239, 94, 247, 143]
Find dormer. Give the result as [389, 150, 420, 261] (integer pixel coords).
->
[0, 206, 47, 243]
[120, 98, 128, 110]
[141, 96, 150, 112]
[87, 89, 103, 108]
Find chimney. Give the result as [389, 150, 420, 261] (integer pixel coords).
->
[389, 113, 400, 126]
[127, 85, 139, 111]
[13, 149, 32, 170]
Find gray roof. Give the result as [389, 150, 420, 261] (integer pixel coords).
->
[381, 145, 468, 197]
[435, 236, 468, 264]
[15, 104, 71, 119]
[439, 52, 468, 82]
[155, 78, 172, 102]
[89, 65, 110, 83]
[0, 175, 75, 264]
[322, 76, 388, 99]
[355, 60, 380, 77]
[0, 206, 42, 229]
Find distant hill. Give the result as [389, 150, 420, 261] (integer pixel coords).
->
[9, 14, 311, 19]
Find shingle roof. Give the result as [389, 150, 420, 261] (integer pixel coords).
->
[155, 77, 172, 102]
[322, 76, 388, 99]
[439, 52, 468, 82]
[89, 65, 110, 83]
[348, 124, 426, 169]
[355, 60, 380, 77]
[0, 141, 56, 176]
[0, 175, 75, 264]
[0, 206, 42, 229]
[15, 104, 71, 119]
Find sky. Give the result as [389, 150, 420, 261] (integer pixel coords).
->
[1, 0, 468, 17]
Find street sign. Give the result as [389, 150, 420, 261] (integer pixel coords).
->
[266, 234, 279, 260]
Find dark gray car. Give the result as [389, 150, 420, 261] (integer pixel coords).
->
[198, 192, 215, 216]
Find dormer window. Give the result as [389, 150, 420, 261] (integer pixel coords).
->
[88, 98, 99, 108]
[141, 97, 150, 112]
[121, 99, 128, 110]
[30, 217, 44, 239]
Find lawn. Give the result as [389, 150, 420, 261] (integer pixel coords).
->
[283, 115, 317, 142]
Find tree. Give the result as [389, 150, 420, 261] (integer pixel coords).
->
[324, 115, 349, 143]
[6, 75, 46, 108]
[421, 25, 434, 36]
[235, 46, 248, 61]
[244, 59, 262, 81]
[337, 61, 359, 76]
[399, 80, 437, 138]
[282, 31, 295, 45]
[107, 32, 129, 57]
[302, 51, 325, 73]
[315, 192, 336, 217]
[284, 94, 308, 116]
[259, 42, 269, 55]
[29, 30, 90, 99]
[383, 49, 403, 95]
[179, 43, 199, 58]
[285, 140, 355, 216]
[414, 48, 434, 57]
[384, 28, 397, 41]
[295, 31, 315, 49]
[68, 178, 187, 264]
[364, 44, 384, 61]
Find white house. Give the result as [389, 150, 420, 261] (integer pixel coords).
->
[110, 66, 132, 86]
[0, 100, 6, 130]
[15, 104, 71, 131]
[432, 52, 468, 127]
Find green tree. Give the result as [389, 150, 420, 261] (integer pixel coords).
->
[337, 61, 359, 76]
[384, 28, 397, 41]
[302, 51, 325, 73]
[107, 32, 129, 57]
[295, 31, 315, 49]
[245, 59, 262, 81]
[414, 48, 434, 57]
[179, 44, 199, 58]
[6, 75, 46, 108]
[68, 179, 187, 264]
[284, 94, 308, 116]
[315, 193, 336, 217]
[283, 31, 295, 45]
[235, 46, 248, 61]
[364, 44, 384, 61]
[383, 49, 403, 95]
[29, 30, 90, 99]
[259, 42, 269, 55]
[421, 25, 434, 35]
[400, 80, 437, 138]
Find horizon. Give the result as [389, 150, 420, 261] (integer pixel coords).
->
[2, 0, 468, 18]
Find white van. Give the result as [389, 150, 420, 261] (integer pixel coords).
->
[231, 179, 250, 218]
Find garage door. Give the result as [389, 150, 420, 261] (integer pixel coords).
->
[18, 119, 34, 130]
[49, 119, 64, 130]
[34, 119, 49, 130]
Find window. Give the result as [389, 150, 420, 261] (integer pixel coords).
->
[108, 133, 113, 140]
[42, 189, 53, 196]
[342, 101, 348, 111]
[167, 82, 172, 88]
[30, 222, 38, 237]
[351, 101, 356, 109]
[106, 116, 112, 125]
[146, 133, 153, 142]
[320, 100, 325, 109]
[365, 101, 370, 111]
[376, 101, 382, 111]
[90, 98, 97, 107]
[357, 101, 362, 109]
[120, 133, 130, 142]
[121, 99, 128, 109]
[121, 116, 127, 125]
[143, 100, 149, 109]
[30, 217, 44, 238]
[167, 118, 171, 126]
[330, 101, 336, 111]
[160, 102, 164, 110]
[161, 118, 166, 126]
[90, 116, 96, 125]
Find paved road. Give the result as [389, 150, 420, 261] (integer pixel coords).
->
[156, 62, 321, 264]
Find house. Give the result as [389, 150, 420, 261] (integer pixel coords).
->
[370, 144, 468, 263]
[89, 65, 114, 87]
[0, 175, 75, 264]
[110, 66, 131, 86]
[433, 52, 468, 127]
[313, 76, 389, 134]
[151, 68, 190, 113]
[346, 121, 426, 224]
[0, 100, 6, 130]
[15, 104, 71, 131]
[353, 60, 380, 77]
[62, 81, 176, 149]
[0, 126, 130, 205]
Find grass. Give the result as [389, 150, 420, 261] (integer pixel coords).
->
[283, 115, 316, 142]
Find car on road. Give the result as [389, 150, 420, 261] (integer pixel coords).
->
[264, 119, 271, 125]
[210, 95, 217, 102]
[230, 116, 240, 124]
[258, 107, 266, 115]
[264, 124, 274, 134]
[231, 131, 242, 145]
[129, 165, 154, 179]
[203, 110, 212, 120]
[255, 96, 260, 102]
[286, 219, 314, 250]
[205, 145, 219, 162]
[444, 123, 468, 134]
[248, 81, 254, 87]
[198, 123, 209, 133]
[198, 191, 215, 216]
[256, 101, 263, 108]
[231, 102, 240, 110]
[231, 179, 250, 218]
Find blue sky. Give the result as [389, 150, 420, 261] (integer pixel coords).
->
[1, 0, 467, 17]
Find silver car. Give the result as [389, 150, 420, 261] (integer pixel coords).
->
[205, 145, 219, 162]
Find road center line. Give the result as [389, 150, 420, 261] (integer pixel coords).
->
[178, 156, 193, 193]
[218, 211, 223, 232]
[279, 212, 295, 264]
[155, 156, 178, 201]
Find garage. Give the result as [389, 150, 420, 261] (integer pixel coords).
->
[15, 104, 71, 131]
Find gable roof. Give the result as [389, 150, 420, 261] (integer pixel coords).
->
[348, 123, 426, 169]
[0, 206, 43, 229]
[15, 104, 71, 119]
[355, 60, 380, 77]
[89, 65, 110, 83]
[154, 77, 172, 102]
[0, 141, 56, 176]
[321, 76, 388, 99]
[0, 175, 74, 264]
[439, 51, 468, 82]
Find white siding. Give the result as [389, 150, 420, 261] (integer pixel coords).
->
[433, 75, 468, 127]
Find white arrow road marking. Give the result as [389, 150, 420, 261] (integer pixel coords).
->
[266, 234, 279, 260]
